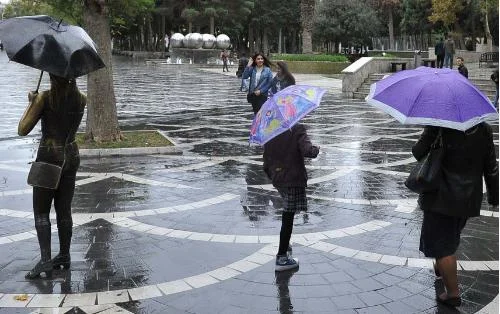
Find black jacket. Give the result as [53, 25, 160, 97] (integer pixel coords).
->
[412, 124, 498, 217]
[263, 124, 319, 187]
[458, 65, 468, 79]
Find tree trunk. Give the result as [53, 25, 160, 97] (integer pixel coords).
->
[300, 0, 315, 54]
[161, 15, 166, 51]
[210, 16, 215, 35]
[147, 16, 154, 51]
[263, 31, 269, 56]
[83, 0, 121, 142]
[388, 8, 394, 50]
[188, 22, 193, 33]
[278, 28, 282, 54]
[255, 31, 261, 53]
[291, 29, 297, 53]
[484, 11, 493, 50]
[248, 25, 254, 53]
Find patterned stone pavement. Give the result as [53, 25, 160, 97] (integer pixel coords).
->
[0, 52, 498, 314]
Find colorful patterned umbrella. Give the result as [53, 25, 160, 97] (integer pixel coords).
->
[249, 85, 326, 145]
[365, 66, 497, 131]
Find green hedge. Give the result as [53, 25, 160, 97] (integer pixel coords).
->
[273, 60, 350, 74]
[271, 53, 348, 62]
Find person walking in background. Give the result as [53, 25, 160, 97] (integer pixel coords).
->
[456, 57, 468, 78]
[412, 124, 498, 307]
[18, 74, 87, 279]
[236, 52, 248, 78]
[434, 38, 445, 68]
[444, 36, 455, 69]
[270, 61, 296, 96]
[221, 49, 229, 72]
[491, 69, 499, 108]
[263, 123, 319, 271]
[242, 52, 273, 114]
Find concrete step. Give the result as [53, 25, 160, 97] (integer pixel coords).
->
[368, 73, 387, 80]
[353, 91, 368, 99]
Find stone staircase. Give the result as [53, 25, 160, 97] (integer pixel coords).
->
[353, 73, 389, 99]
[353, 66, 497, 102]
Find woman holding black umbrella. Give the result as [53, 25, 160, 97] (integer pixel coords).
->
[0, 15, 103, 279]
[18, 74, 86, 279]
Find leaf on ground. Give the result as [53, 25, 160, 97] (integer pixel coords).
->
[14, 294, 28, 301]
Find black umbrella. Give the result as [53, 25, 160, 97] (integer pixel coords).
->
[0, 15, 105, 83]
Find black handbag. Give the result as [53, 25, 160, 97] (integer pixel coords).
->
[27, 161, 63, 189]
[27, 131, 71, 190]
[405, 129, 444, 194]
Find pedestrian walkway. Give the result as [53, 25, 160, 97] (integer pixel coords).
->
[0, 53, 497, 313]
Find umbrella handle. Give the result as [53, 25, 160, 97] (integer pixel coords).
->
[35, 71, 43, 93]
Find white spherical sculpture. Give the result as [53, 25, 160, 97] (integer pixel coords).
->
[182, 33, 191, 48]
[186, 33, 203, 49]
[170, 33, 185, 48]
[216, 34, 230, 49]
[202, 34, 216, 49]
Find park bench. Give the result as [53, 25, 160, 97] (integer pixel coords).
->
[479, 52, 499, 68]
[390, 62, 407, 72]
[421, 58, 436, 68]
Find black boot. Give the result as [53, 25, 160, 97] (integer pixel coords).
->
[25, 260, 53, 279]
[26, 217, 52, 279]
[52, 253, 71, 270]
[53, 221, 72, 269]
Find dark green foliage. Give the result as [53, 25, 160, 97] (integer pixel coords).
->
[313, 0, 382, 46]
[400, 0, 432, 34]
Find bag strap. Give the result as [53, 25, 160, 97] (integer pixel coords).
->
[431, 128, 443, 149]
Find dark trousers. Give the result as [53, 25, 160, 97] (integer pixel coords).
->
[223, 60, 229, 72]
[278, 212, 295, 256]
[437, 55, 444, 68]
[33, 151, 79, 261]
[247, 93, 267, 114]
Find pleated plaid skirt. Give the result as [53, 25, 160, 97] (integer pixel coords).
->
[276, 187, 308, 213]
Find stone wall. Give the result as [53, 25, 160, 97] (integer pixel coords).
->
[341, 57, 414, 97]
[427, 48, 487, 63]
[113, 50, 167, 59]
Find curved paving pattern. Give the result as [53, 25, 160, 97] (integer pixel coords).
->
[0, 54, 497, 313]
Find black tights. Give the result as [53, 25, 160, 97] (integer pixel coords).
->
[278, 212, 295, 256]
[33, 172, 76, 261]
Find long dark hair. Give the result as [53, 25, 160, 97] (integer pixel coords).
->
[48, 74, 79, 111]
[251, 52, 273, 68]
[276, 61, 295, 85]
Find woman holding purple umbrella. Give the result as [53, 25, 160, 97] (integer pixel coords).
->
[412, 123, 498, 307]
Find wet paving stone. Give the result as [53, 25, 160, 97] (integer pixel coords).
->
[0, 53, 498, 313]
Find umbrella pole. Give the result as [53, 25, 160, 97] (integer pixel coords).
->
[35, 71, 43, 93]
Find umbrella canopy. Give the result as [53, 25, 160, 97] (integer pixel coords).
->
[0, 15, 105, 78]
[249, 85, 326, 145]
[365, 66, 497, 131]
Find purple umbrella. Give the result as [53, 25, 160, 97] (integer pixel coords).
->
[365, 66, 497, 131]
